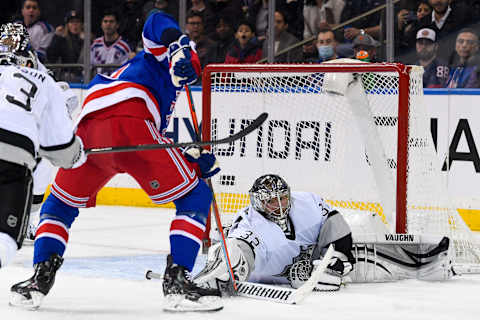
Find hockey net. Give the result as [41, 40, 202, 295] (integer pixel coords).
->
[201, 62, 480, 273]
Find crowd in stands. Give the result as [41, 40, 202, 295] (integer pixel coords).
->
[3, 0, 480, 87]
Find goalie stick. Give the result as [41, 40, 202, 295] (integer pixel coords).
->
[85, 112, 268, 155]
[145, 245, 334, 305]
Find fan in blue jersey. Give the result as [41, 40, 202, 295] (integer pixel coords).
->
[10, 13, 223, 312]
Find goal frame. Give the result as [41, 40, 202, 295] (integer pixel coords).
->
[201, 63, 413, 236]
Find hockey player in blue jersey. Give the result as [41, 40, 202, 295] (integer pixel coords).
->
[11, 12, 223, 312]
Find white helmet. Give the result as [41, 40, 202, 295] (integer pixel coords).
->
[0, 23, 38, 69]
[249, 174, 291, 231]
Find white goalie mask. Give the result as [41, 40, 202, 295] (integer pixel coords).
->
[249, 174, 291, 231]
[0, 23, 38, 70]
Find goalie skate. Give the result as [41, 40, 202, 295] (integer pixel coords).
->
[10, 254, 63, 310]
[162, 255, 223, 312]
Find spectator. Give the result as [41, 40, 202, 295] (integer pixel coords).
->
[209, 16, 235, 63]
[91, 11, 132, 76]
[417, 0, 433, 19]
[414, 28, 449, 88]
[352, 33, 380, 62]
[396, 1, 432, 60]
[262, 10, 303, 62]
[46, 10, 84, 82]
[17, 0, 54, 62]
[224, 20, 262, 63]
[244, 0, 304, 43]
[209, 0, 244, 37]
[186, 12, 217, 83]
[415, 0, 472, 61]
[340, 0, 383, 42]
[277, 0, 304, 41]
[247, 0, 268, 42]
[316, 27, 340, 62]
[329, 0, 346, 25]
[302, 38, 318, 63]
[445, 28, 480, 88]
[188, 0, 217, 36]
[146, 0, 170, 18]
[303, 0, 335, 40]
[119, 0, 145, 51]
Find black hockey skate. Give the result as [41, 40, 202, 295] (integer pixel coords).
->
[10, 254, 63, 309]
[162, 254, 223, 312]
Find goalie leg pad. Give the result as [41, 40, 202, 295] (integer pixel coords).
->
[0, 160, 33, 249]
[194, 238, 255, 292]
[350, 236, 455, 282]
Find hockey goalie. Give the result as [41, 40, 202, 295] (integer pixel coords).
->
[194, 174, 455, 295]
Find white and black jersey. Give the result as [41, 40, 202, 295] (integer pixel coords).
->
[0, 65, 75, 170]
[228, 191, 341, 285]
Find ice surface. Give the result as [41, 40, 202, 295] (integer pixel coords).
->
[0, 206, 478, 320]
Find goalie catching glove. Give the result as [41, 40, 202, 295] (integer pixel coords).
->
[168, 35, 200, 87]
[289, 249, 353, 291]
[183, 147, 220, 178]
[194, 239, 255, 294]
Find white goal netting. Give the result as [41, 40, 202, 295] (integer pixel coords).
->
[201, 62, 480, 272]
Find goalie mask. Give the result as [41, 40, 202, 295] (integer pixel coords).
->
[0, 23, 38, 69]
[249, 174, 291, 231]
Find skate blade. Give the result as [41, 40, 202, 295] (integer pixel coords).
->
[9, 291, 45, 310]
[163, 294, 223, 312]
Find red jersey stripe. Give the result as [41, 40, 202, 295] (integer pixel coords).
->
[170, 219, 204, 241]
[83, 82, 159, 110]
[36, 223, 69, 242]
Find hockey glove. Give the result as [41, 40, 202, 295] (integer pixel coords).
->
[70, 136, 87, 169]
[326, 251, 353, 277]
[183, 147, 220, 179]
[168, 35, 198, 87]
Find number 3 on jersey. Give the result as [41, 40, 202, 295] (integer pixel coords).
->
[5, 72, 38, 111]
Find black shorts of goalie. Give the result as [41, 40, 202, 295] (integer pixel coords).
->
[0, 159, 33, 262]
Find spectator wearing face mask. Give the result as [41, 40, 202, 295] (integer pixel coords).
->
[413, 28, 449, 88]
[316, 27, 339, 62]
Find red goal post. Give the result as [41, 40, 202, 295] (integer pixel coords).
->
[200, 62, 480, 270]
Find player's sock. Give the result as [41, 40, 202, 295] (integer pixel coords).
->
[33, 194, 78, 264]
[169, 212, 205, 271]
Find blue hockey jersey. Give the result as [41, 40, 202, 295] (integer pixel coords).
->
[77, 12, 195, 135]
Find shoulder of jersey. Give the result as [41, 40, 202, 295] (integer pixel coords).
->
[18, 66, 54, 82]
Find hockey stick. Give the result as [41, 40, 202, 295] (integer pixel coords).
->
[184, 84, 238, 292]
[145, 245, 334, 304]
[85, 112, 268, 155]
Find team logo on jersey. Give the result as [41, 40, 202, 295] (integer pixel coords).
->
[273, 244, 315, 281]
[150, 180, 160, 189]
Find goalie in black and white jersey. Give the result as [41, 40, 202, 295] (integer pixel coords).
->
[194, 174, 456, 293]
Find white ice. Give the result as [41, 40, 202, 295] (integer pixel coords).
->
[0, 206, 478, 320]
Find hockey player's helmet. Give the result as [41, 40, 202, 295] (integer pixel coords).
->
[249, 174, 291, 231]
[0, 23, 38, 69]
